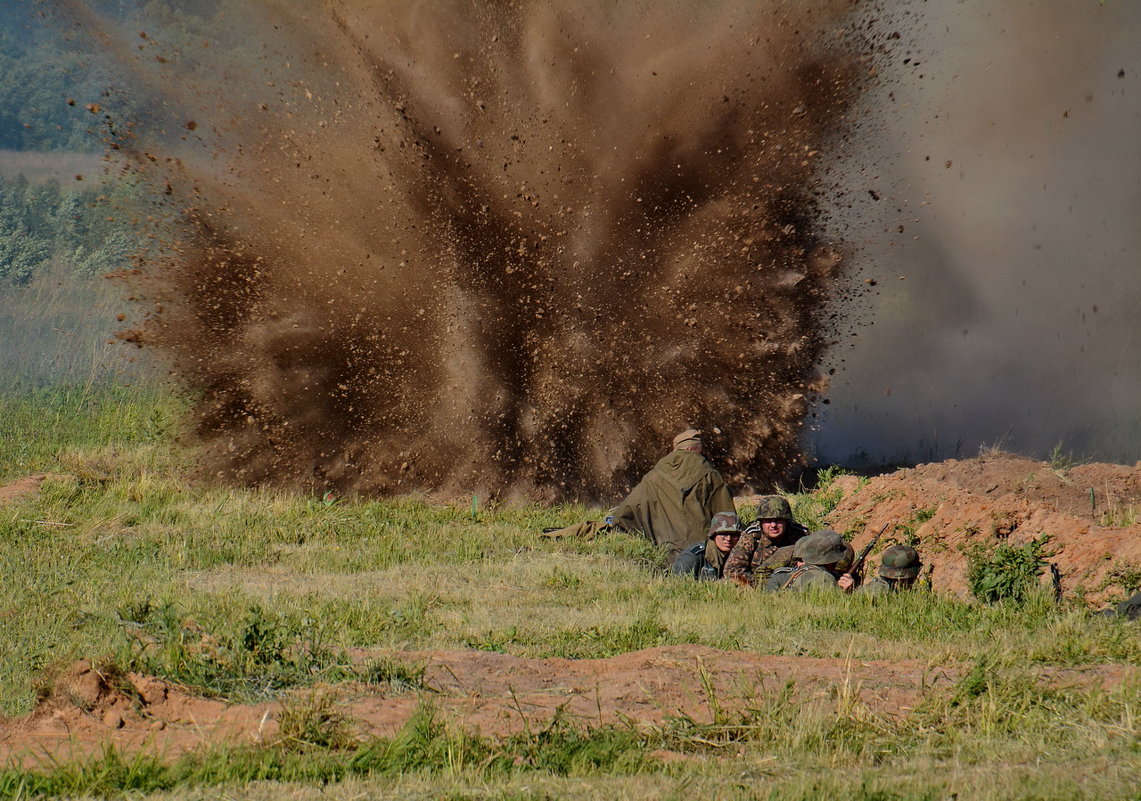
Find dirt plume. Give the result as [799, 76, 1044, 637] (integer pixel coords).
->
[76, 1, 878, 500]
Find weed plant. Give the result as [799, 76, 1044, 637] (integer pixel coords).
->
[965, 536, 1052, 605]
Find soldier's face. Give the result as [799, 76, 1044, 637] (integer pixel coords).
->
[713, 532, 740, 553]
[760, 519, 787, 538]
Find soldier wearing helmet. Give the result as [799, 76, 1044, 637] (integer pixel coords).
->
[671, 512, 742, 581]
[724, 495, 809, 587]
[857, 545, 923, 596]
[781, 530, 857, 592]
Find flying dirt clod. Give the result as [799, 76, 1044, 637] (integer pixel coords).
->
[96, 0, 869, 500]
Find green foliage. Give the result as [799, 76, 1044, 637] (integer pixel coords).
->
[0, 174, 144, 285]
[966, 536, 1052, 605]
[0, 383, 181, 481]
[1097, 560, 1141, 596]
[117, 601, 356, 702]
[356, 656, 430, 692]
[790, 465, 853, 530]
[1048, 442, 1075, 472]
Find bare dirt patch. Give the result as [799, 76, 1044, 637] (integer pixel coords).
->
[825, 453, 1141, 604]
[0, 647, 1132, 769]
[0, 474, 68, 506]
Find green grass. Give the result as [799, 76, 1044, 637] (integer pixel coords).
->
[1, 387, 1140, 800]
[0, 702, 651, 799]
[0, 383, 182, 482]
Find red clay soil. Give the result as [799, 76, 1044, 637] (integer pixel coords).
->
[824, 453, 1141, 605]
[1, 648, 1131, 768]
[0, 474, 64, 506]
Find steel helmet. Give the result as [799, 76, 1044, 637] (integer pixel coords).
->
[879, 544, 921, 579]
[799, 530, 849, 566]
[754, 495, 793, 522]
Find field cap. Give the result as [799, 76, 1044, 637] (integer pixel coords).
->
[673, 428, 702, 449]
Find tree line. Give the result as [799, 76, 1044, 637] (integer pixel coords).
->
[0, 0, 230, 284]
[0, 174, 138, 284]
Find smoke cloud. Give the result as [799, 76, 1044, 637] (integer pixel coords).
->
[71, 0, 1138, 493]
[86, 0, 872, 499]
[814, 0, 1141, 466]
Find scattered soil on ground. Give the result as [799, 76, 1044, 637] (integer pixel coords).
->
[0, 474, 65, 506]
[823, 453, 1141, 605]
[1, 648, 1131, 768]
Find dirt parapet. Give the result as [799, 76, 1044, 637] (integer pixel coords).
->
[826, 454, 1141, 605]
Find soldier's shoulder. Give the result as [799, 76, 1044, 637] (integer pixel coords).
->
[856, 576, 892, 596]
[764, 565, 796, 592]
[790, 565, 838, 591]
[670, 544, 705, 575]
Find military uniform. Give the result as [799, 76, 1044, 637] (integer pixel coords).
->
[776, 530, 851, 592]
[782, 564, 841, 592]
[855, 576, 895, 596]
[671, 541, 727, 581]
[764, 565, 797, 592]
[723, 525, 808, 586]
[723, 495, 807, 587]
[856, 545, 922, 596]
[608, 447, 734, 559]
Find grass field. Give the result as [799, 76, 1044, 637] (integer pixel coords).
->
[1, 382, 1139, 801]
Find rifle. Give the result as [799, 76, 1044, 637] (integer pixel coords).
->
[847, 522, 889, 583]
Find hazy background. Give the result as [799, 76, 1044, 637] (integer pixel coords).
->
[813, 0, 1141, 467]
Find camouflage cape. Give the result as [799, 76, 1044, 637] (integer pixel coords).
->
[608, 448, 735, 559]
[723, 523, 808, 586]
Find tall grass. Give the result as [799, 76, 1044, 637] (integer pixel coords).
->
[0, 270, 152, 392]
[1, 372, 1139, 799]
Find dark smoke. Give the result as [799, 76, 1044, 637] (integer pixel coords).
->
[89, 0, 873, 499]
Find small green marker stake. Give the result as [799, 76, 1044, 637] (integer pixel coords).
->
[1090, 487, 1096, 513]
[471, 494, 479, 520]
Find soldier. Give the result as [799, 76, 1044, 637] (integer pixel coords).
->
[856, 545, 922, 596]
[543, 429, 735, 561]
[671, 512, 741, 580]
[724, 495, 809, 587]
[763, 536, 809, 591]
[781, 530, 858, 592]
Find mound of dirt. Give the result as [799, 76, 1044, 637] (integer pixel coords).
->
[825, 453, 1141, 605]
[1, 660, 271, 766]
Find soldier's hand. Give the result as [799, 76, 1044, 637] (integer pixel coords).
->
[837, 573, 855, 592]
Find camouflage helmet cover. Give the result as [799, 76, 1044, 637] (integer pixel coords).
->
[754, 495, 793, 522]
[879, 544, 921, 579]
[792, 537, 809, 560]
[799, 530, 849, 566]
[707, 512, 741, 539]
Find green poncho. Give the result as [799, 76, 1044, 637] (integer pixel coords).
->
[609, 448, 735, 558]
